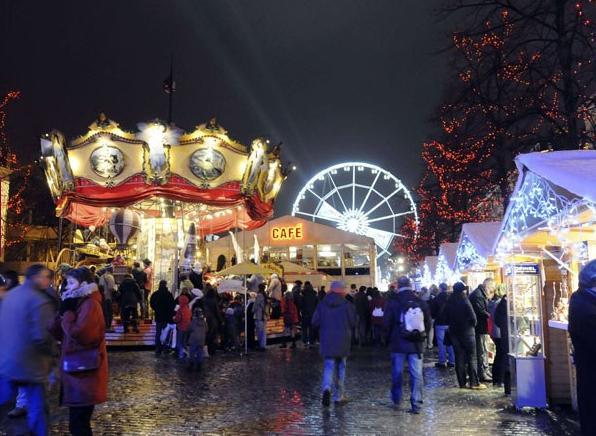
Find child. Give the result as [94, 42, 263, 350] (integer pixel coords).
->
[188, 306, 207, 371]
[174, 294, 191, 359]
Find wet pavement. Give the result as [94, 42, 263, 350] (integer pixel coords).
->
[0, 346, 579, 435]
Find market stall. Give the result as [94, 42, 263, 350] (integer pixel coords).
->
[205, 215, 376, 288]
[420, 255, 438, 289]
[494, 150, 596, 410]
[454, 222, 502, 290]
[434, 242, 459, 285]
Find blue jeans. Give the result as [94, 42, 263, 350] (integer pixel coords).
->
[20, 382, 49, 436]
[177, 329, 189, 359]
[322, 357, 347, 401]
[391, 353, 423, 408]
[255, 320, 267, 348]
[189, 344, 204, 365]
[435, 325, 455, 365]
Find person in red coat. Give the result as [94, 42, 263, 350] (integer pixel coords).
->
[174, 295, 192, 359]
[54, 267, 108, 436]
[280, 291, 299, 349]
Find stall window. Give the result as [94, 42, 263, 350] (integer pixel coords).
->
[343, 243, 371, 276]
[289, 245, 315, 269]
[263, 246, 288, 263]
[317, 244, 342, 276]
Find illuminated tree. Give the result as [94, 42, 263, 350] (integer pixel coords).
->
[403, 0, 596, 260]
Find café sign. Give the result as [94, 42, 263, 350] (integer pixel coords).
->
[271, 223, 304, 241]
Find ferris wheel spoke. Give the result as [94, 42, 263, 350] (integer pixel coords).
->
[365, 227, 404, 252]
[367, 210, 414, 224]
[295, 210, 341, 224]
[363, 188, 402, 218]
[358, 171, 381, 213]
[326, 173, 349, 213]
[352, 166, 356, 209]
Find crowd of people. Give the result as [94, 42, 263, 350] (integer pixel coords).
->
[1, 260, 596, 435]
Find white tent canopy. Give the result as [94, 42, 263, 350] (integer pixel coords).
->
[495, 150, 596, 255]
[455, 222, 501, 272]
[438, 242, 459, 271]
[516, 150, 596, 202]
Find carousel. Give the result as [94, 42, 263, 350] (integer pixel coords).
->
[40, 113, 290, 289]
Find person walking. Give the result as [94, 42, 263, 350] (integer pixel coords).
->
[430, 283, 455, 368]
[118, 274, 142, 334]
[268, 274, 282, 320]
[174, 295, 192, 359]
[569, 260, 596, 436]
[384, 277, 431, 414]
[445, 282, 486, 390]
[203, 285, 223, 355]
[469, 278, 494, 382]
[150, 280, 175, 356]
[280, 290, 299, 349]
[369, 289, 386, 347]
[98, 267, 116, 332]
[0, 265, 57, 436]
[494, 291, 510, 395]
[312, 281, 355, 406]
[55, 267, 108, 436]
[142, 259, 154, 319]
[354, 286, 370, 347]
[488, 286, 503, 386]
[0, 270, 29, 420]
[253, 284, 268, 351]
[187, 306, 207, 371]
[300, 281, 318, 348]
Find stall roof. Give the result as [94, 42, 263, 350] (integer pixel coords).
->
[495, 151, 596, 254]
[438, 242, 459, 271]
[206, 215, 375, 249]
[516, 150, 596, 201]
[456, 222, 501, 268]
[424, 256, 438, 274]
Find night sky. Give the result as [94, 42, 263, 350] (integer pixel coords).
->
[1, 0, 447, 215]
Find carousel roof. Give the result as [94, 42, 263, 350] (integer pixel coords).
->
[40, 114, 290, 233]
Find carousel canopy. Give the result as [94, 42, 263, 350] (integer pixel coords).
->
[40, 114, 289, 234]
[495, 150, 596, 255]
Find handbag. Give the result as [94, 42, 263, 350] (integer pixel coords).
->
[62, 348, 101, 373]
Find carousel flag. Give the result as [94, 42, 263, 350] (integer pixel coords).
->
[109, 209, 141, 248]
[253, 234, 260, 264]
[228, 231, 244, 264]
[182, 222, 197, 269]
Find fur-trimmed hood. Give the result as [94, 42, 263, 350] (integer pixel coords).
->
[61, 282, 99, 301]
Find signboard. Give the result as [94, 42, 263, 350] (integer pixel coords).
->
[505, 263, 540, 276]
[271, 223, 304, 241]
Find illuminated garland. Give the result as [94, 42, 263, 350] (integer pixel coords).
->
[455, 235, 488, 272]
[496, 170, 596, 259]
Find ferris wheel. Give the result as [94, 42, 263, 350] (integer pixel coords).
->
[292, 162, 418, 258]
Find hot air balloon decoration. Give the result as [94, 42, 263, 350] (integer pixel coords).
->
[109, 209, 141, 249]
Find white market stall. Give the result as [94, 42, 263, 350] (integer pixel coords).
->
[435, 242, 459, 285]
[454, 222, 502, 290]
[494, 150, 596, 410]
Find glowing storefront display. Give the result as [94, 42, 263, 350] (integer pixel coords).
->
[206, 215, 377, 287]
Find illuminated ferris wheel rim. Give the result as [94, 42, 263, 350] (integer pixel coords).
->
[291, 161, 419, 257]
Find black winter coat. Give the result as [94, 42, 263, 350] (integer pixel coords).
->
[119, 278, 142, 309]
[150, 288, 175, 323]
[384, 289, 431, 355]
[445, 292, 476, 337]
[430, 291, 450, 325]
[469, 285, 490, 334]
[301, 286, 318, 318]
[494, 296, 509, 351]
[354, 291, 370, 318]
